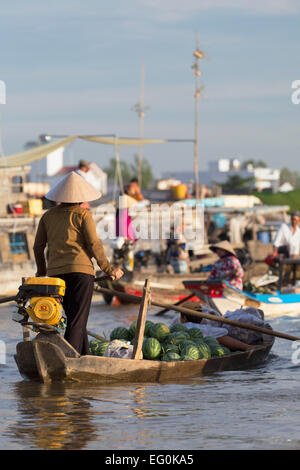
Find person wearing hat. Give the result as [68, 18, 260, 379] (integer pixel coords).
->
[75, 160, 92, 209]
[207, 240, 244, 290]
[33, 171, 123, 355]
[272, 211, 300, 259]
[77, 159, 90, 173]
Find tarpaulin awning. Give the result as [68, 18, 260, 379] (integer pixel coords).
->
[0, 136, 77, 168]
[0, 135, 169, 168]
[79, 136, 167, 145]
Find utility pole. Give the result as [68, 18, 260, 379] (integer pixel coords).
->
[192, 34, 205, 203]
[132, 61, 149, 188]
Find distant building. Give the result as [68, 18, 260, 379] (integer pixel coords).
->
[24, 136, 107, 195]
[26, 135, 65, 183]
[279, 182, 294, 193]
[162, 158, 280, 193]
[0, 166, 31, 215]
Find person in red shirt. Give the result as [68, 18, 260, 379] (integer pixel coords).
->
[208, 240, 244, 290]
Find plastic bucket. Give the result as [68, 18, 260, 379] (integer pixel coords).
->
[171, 184, 187, 200]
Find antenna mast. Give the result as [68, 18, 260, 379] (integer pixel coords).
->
[132, 61, 149, 188]
[192, 33, 205, 203]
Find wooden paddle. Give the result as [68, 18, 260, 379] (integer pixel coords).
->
[89, 279, 151, 360]
[95, 285, 300, 342]
[132, 279, 151, 360]
[87, 330, 107, 342]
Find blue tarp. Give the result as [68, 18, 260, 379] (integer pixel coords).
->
[182, 197, 225, 207]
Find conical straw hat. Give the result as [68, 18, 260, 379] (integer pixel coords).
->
[45, 171, 101, 203]
[209, 240, 237, 257]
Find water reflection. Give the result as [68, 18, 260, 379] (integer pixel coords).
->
[8, 381, 98, 450]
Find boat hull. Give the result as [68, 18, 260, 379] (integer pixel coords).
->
[15, 330, 274, 383]
[183, 280, 300, 318]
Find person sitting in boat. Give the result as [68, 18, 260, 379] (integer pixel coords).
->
[207, 240, 244, 290]
[171, 302, 255, 351]
[115, 194, 137, 242]
[115, 194, 138, 271]
[33, 171, 123, 356]
[272, 211, 300, 259]
[124, 178, 145, 202]
[166, 238, 190, 274]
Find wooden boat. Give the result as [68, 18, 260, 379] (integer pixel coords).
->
[15, 278, 282, 384]
[183, 258, 300, 318]
[96, 270, 205, 305]
[14, 324, 274, 384]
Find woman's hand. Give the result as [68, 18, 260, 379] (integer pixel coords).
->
[111, 268, 124, 281]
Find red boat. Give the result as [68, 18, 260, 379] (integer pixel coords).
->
[96, 271, 205, 305]
[183, 279, 225, 298]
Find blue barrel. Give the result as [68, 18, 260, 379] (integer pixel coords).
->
[257, 231, 270, 243]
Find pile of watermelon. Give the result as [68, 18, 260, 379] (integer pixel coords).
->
[89, 320, 231, 361]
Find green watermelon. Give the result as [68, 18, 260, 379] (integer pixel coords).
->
[149, 323, 170, 342]
[181, 355, 194, 361]
[162, 352, 181, 362]
[209, 345, 226, 357]
[96, 341, 109, 356]
[142, 337, 161, 360]
[170, 323, 189, 334]
[193, 337, 207, 347]
[129, 320, 154, 339]
[89, 339, 101, 354]
[203, 336, 220, 348]
[178, 339, 196, 352]
[167, 331, 190, 345]
[221, 346, 231, 355]
[144, 320, 155, 336]
[110, 326, 130, 341]
[180, 344, 200, 360]
[89, 339, 109, 356]
[188, 327, 204, 340]
[162, 343, 180, 355]
[197, 342, 212, 359]
[128, 320, 137, 339]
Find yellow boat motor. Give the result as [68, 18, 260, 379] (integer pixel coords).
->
[15, 277, 66, 326]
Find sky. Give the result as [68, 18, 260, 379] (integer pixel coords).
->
[0, 0, 300, 178]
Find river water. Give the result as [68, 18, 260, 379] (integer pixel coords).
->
[0, 295, 300, 450]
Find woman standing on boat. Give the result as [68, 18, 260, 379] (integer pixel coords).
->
[207, 240, 244, 290]
[33, 171, 123, 355]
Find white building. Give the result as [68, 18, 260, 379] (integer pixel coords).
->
[279, 182, 294, 193]
[163, 158, 280, 192]
[27, 138, 65, 183]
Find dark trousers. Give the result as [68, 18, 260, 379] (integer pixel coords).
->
[57, 273, 94, 355]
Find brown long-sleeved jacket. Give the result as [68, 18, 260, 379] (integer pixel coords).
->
[33, 204, 113, 277]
